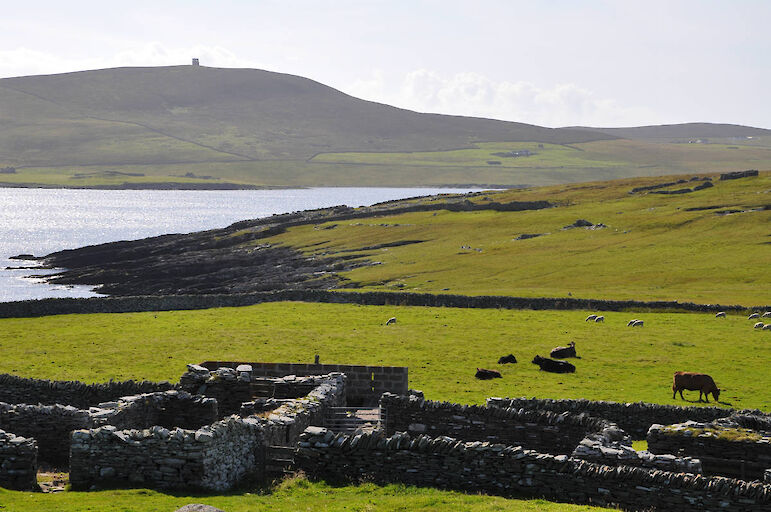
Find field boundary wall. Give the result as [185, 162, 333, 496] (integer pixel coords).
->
[0, 289, 765, 319]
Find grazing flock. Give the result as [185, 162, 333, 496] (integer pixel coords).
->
[467, 309, 771, 404]
[387, 309, 768, 403]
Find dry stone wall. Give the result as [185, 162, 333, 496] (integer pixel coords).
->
[0, 429, 37, 491]
[648, 421, 771, 481]
[297, 427, 771, 511]
[0, 401, 91, 467]
[0, 373, 175, 408]
[202, 361, 404, 406]
[486, 397, 765, 438]
[179, 365, 251, 417]
[381, 393, 608, 455]
[0, 290, 764, 320]
[68, 372, 347, 490]
[69, 416, 264, 491]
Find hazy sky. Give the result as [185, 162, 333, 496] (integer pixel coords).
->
[1, 1, 768, 128]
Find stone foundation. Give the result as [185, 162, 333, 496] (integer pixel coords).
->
[0, 429, 37, 490]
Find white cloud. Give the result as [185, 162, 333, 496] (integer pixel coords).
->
[347, 69, 658, 128]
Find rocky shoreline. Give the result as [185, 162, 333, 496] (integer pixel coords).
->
[35, 194, 552, 296]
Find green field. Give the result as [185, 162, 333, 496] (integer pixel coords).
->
[261, 171, 771, 306]
[0, 476, 606, 512]
[1, 301, 769, 510]
[1, 302, 768, 410]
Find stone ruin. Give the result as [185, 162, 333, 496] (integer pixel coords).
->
[1, 365, 771, 510]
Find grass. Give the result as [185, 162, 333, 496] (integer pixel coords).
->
[1, 302, 769, 410]
[0, 475, 608, 511]
[1, 301, 768, 509]
[259, 171, 771, 305]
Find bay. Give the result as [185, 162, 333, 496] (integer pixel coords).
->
[0, 187, 482, 302]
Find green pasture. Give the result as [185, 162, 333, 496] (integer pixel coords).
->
[1, 302, 768, 410]
[4, 137, 771, 189]
[264, 171, 771, 305]
[0, 476, 607, 512]
[1, 301, 767, 509]
[311, 138, 771, 175]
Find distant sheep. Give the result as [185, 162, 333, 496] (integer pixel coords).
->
[715, 312, 726, 318]
[550, 341, 578, 359]
[585, 314, 597, 322]
[748, 313, 760, 319]
[755, 322, 766, 329]
[763, 312, 771, 318]
[532, 355, 576, 374]
[594, 315, 604, 323]
[627, 319, 639, 326]
[475, 368, 502, 379]
[764, 324, 771, 331]
[497, 354, 517, 364]
[385, 317, 397, 325]
[632, 320, 644, 327]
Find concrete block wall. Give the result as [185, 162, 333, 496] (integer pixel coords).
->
[201, 361, 406, 406]
[297, 428, 771, 511]
[0, 429, 37, 491]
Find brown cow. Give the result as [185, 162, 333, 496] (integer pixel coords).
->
[672, 372, 720, 403]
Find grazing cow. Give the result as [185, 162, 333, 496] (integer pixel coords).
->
[748, 313, 760, 319]
[763, 324, 771, 331]
[763, 312, 771, 318]
[715, 312, 726, 318]
[585, 315, 597, 322]
[595, 315, 605, 323]
[754, 322, 765, 329]
[627, 319, 639, 326]
[532, 355, 576, 374]
[672, 372, 720, 403]
[475, 368, 502, 380]
[632, 320, 644, 327]
[497, 354, 518, 364]
[385, 317, 397, 325]
[550, 341, 577, 359]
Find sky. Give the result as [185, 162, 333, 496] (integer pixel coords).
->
[0, 0, 769, 128]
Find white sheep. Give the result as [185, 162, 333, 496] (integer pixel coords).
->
[753, 322, 765, 329]
[763, 324, 771, 331]
[585, 314, 597, 322]
[762, 312, 771, 318]
[627, 319, 639, 327]
[632, 320, 644, 327]
[594, 315, 605, 323]
[749, 313, 760, 319]
[715, 312, 726, 318]
[385, 317, 397, 326]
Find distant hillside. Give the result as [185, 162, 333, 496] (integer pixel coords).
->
[1, 66, 769, 189]
[565, 122, 771, 142]
[0, 65, 611, 165]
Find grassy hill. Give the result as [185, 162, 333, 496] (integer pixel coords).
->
[245, 170, 771, 306]
[1, 66, 770, 188]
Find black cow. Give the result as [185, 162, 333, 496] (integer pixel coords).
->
[550, 341, 578, 359]
[497, 354, 517, 364]
[532, 355, 576, 373]
[475, 368, 502, 379]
